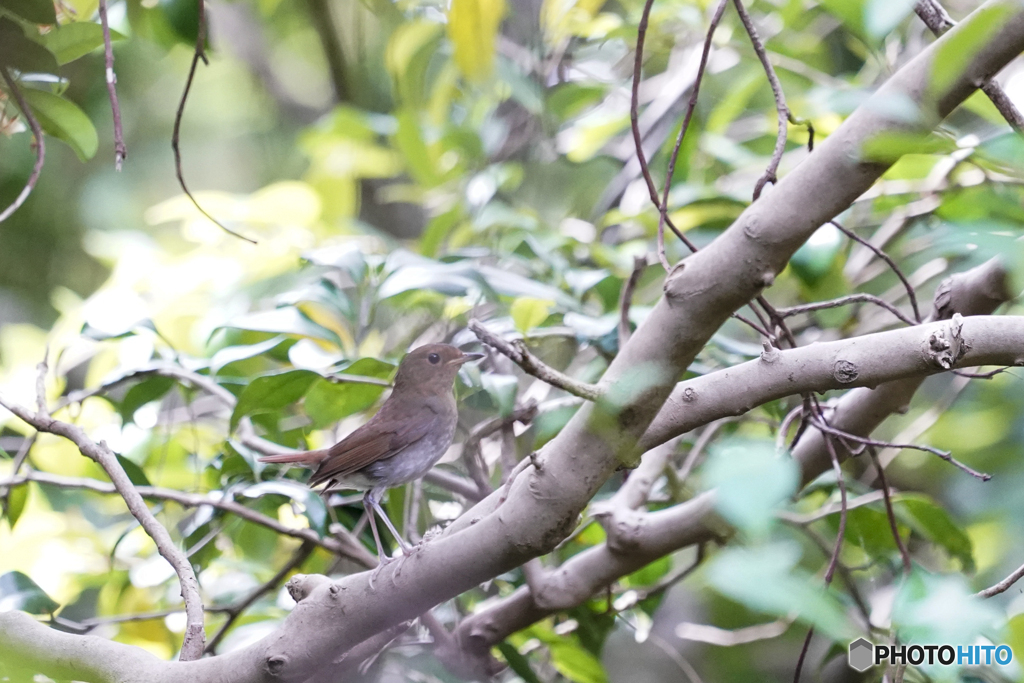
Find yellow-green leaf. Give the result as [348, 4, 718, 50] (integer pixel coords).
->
[446, 0, 506, 82]
[21, 88, 99, 161]
[510, 297, 554, 334]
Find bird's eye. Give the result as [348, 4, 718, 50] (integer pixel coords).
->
[428, 353, 440, 364]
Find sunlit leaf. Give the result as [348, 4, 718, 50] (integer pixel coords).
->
[230, 369, 320, 431]
[511, 297, 554, 334]
[0, 571, 59, 614]
[21, 87, 99, 161]
[210, 336, 289, 375]
[3, 484, 28, 530]
[447, 0, 506, 81]
[36, 22, 126, 65]
[930, 3, 1013, 100]
[218, 308, 342, 349]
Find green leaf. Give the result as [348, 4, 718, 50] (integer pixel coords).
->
[117, 375, 175, 424]
[859, 131, 956, 164]
[702, 438, 798, 536]
[931, 3, 1014, 101]
[510, 297, 554, 334]
[446, 0, 506, 82]
[304, 378, 386, 428]
[210, 336, 288, 374]
[895, 493, 974, 572]
[548, 640, 608, 683]
[496, 641, 543, 683]
[0, 570, 59, 614]
[36, 22, 126, 65]
[116, 454, 152, 487]
[20, 88, 99, 161]
[4, 483, 28, 529]
[481, 372, 518, 418]
[706, 542, 857, 641]
[394, 108, 439, 187]
[0, 0, 56, 24]
[0, 18, 60, 74]
[817, 0, 866, 36]
[790, 223, 844, 287]
[218, 308, 342, 349]
[863, 0, 916, 40]
[892, 569, 1000, 646]
[231, 369, 320, 431]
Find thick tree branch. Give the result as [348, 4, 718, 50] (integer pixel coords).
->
[3, 4, 1024, 681]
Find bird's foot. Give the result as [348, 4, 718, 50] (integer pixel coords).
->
[369, 554, 397, 590]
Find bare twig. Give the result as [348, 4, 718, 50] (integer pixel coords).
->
[810, 416, 990, 481]
[469, 320, 603, 401]
[0, 68, 45, 224]
[618, 256, 647, 349]
[831, 220, 921, 323]
[915, 0, 1024, 131]
[0, 469, 368, 563]
[97, 0, 126, 169]
[869, 447, 912, 575]
[462, 402, 540, 497]
[733, 0, 789, 201]
[205, 541, 315, 654]
[977, 559, 1024, 598]
[0, 395, 208, 660]
[630, 0, 698, 268]
[776, 293, 917, 327]
[655, 0, 729, 267]
[171, 0, 257, 244]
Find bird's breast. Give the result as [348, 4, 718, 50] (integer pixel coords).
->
[362, 416, 458, 488]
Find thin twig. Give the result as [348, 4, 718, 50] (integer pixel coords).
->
[0, 68, 45, 224]
[831, 220, 921, 322]
[469, 320, 603, 401]
[97, 0, 126, 170]
[869, 447, 912, 575]
[733, 0, 789, 201]
[171, 0, 257, 244]
[618, 256, 647, 349]
[630, 0, 698, 269]
[977, 559, 1024, 598]
[0, 394, 208, 660]
[0, 469, 367, 562]
[810, 416, 990, 481]
[654, 0, 729, 267]
[776, 293, 917, 327]
[205, 540, 315, 654]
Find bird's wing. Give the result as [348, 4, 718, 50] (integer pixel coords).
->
[308, 401, 441, 487]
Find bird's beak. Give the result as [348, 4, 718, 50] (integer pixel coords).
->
[450, 352, 484, 366]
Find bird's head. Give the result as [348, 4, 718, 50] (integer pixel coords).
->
[392, 343, 483, 392]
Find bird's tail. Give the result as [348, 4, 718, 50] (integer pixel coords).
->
[257, 449, 329, 466]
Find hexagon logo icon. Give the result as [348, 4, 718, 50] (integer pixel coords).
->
[848, 638, 874, 672]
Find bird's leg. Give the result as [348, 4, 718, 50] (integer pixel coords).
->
[365, 491, 394, 590]
[370, 498, 413, 555]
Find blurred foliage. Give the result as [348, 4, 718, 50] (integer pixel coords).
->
[1, 0, 1024, 681]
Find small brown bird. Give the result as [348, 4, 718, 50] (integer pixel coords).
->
[258, 344, 482, 564]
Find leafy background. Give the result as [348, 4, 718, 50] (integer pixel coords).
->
[2, 0, 1024, 680]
